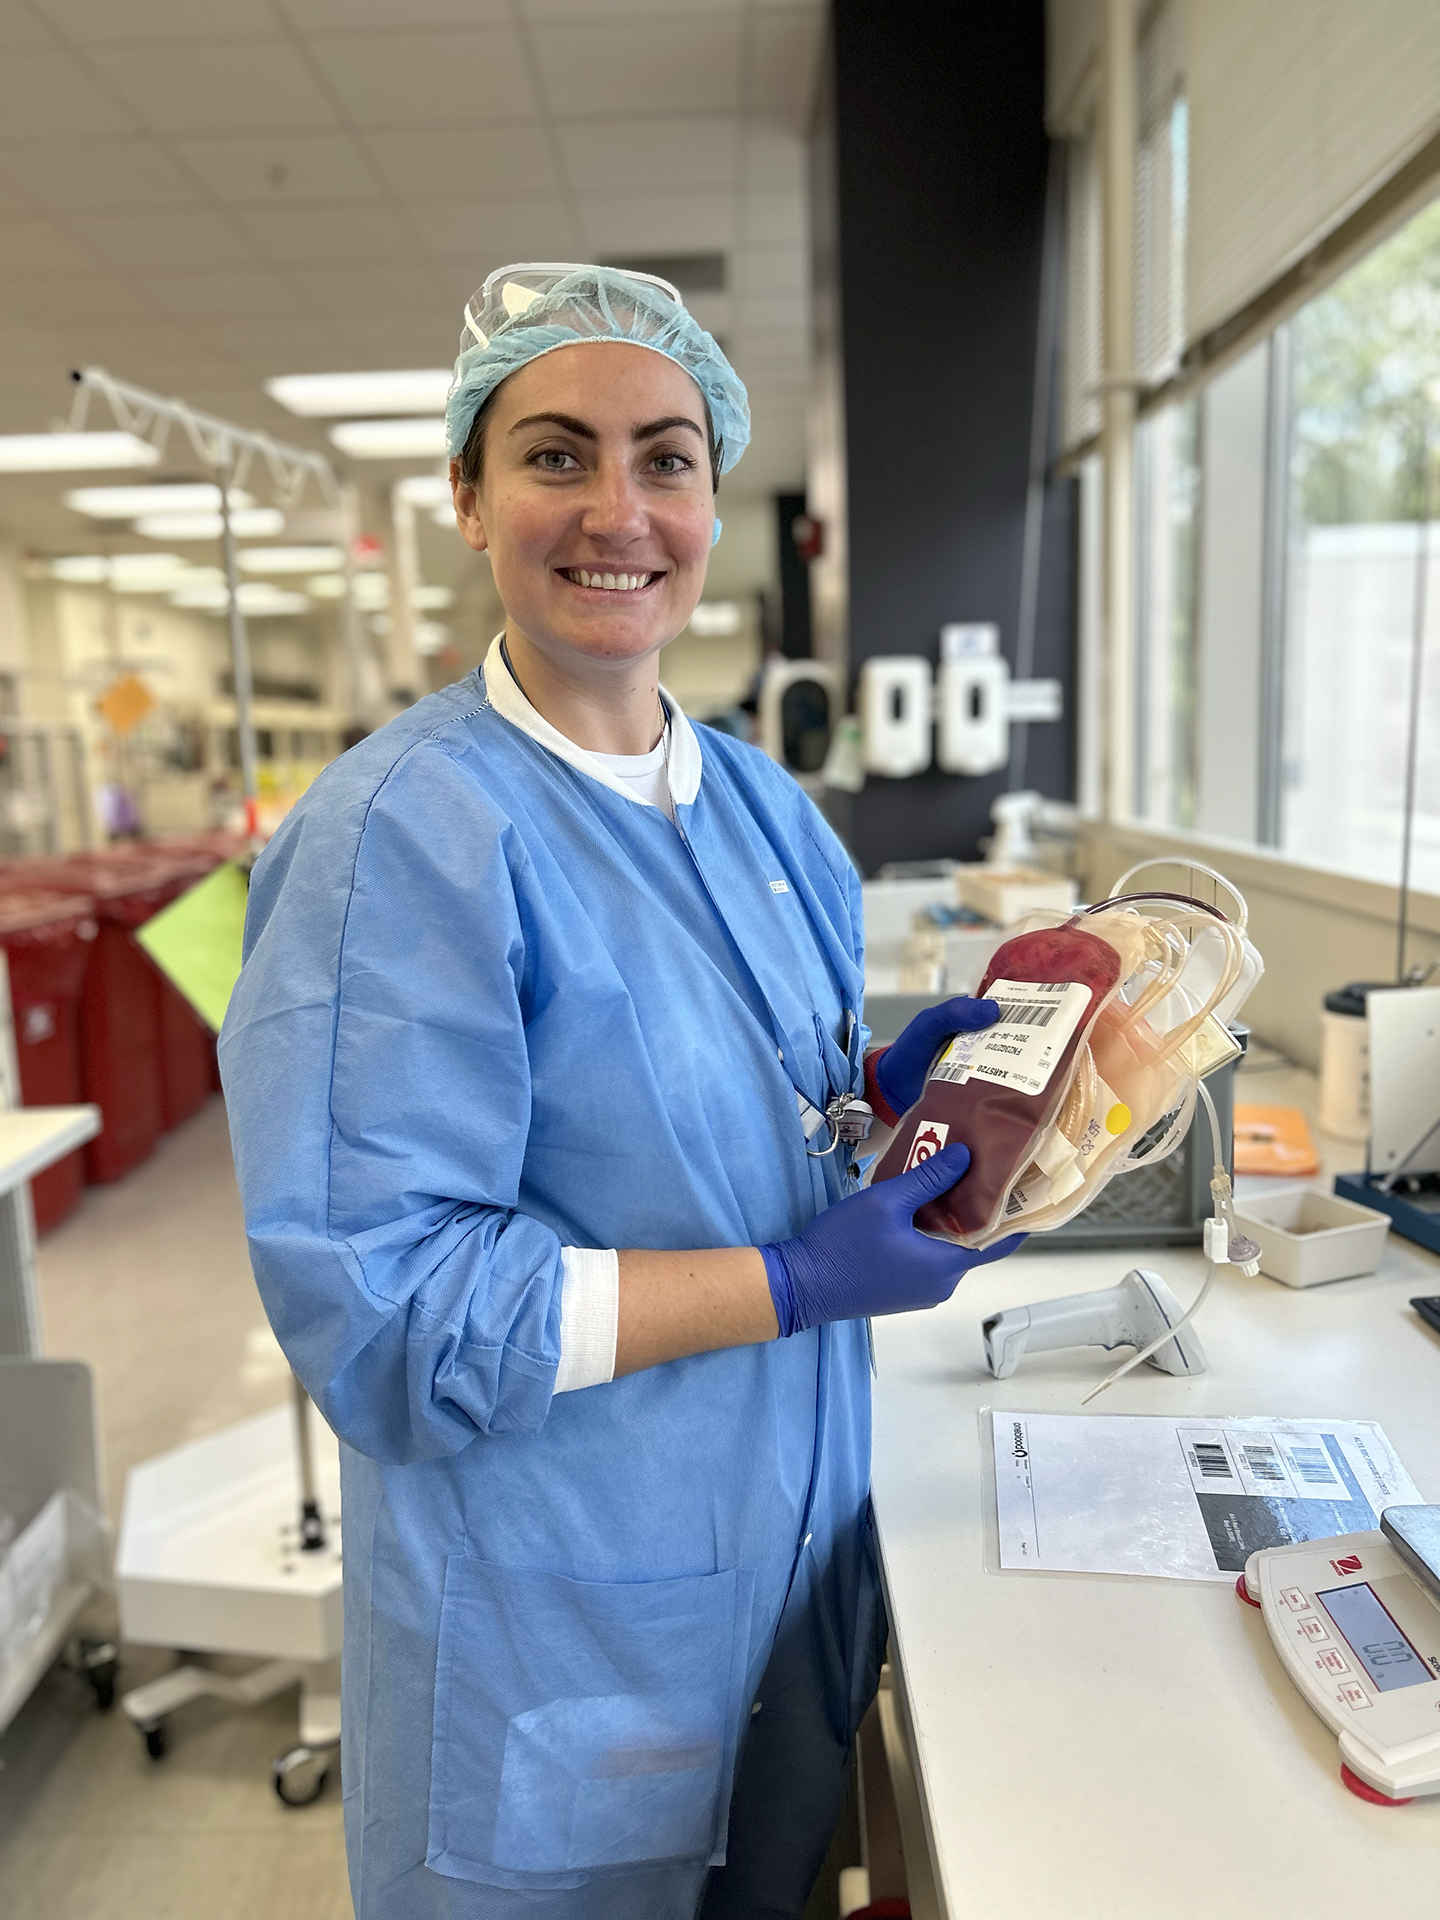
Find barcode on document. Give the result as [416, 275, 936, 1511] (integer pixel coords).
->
[995, 1001, 1061, 1028]
[1242, 1444, 1286, 1483]
[1290, 1445, 1339, 1486]
[1192, 1442, 1234, 1480]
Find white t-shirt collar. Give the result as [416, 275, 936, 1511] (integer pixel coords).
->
[482, 633, 702, 808]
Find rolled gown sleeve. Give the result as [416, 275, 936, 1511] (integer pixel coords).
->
[220, 739, 565, 1464]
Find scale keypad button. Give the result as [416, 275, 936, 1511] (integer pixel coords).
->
[1337, 1681, 1370, 1711]
[1318, 1648, 1350, 1675]
[1298, 1617, 1329, 1642]
[1280, 1586, 1311, 1612]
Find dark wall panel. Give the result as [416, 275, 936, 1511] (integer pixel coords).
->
[821, 0, 1076, 873]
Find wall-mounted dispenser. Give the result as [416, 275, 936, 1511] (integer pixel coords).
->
[759, 659, 844, 785]
[859, 656, 933, 777]
[937, 622, 1063, 775]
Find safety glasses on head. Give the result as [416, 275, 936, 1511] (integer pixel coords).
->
[461, 262, 684, 352]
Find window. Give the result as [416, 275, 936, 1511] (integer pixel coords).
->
[1128, 193, 1440, 897]
[1280, 200, 1440, 893]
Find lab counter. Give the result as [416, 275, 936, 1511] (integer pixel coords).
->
[870, 1225, 1440, 1919]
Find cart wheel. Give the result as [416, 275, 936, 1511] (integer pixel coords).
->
[272, 1745, 330, 1807]
[143, 1725, 167, 1761]
[72, 1637, 118, 1711]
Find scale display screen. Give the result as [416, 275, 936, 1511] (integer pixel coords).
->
[1316, 1583, 1431, 1692]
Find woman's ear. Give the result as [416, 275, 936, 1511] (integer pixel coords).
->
[449, 458, 489, 554]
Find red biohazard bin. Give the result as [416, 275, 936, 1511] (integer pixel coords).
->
[23, 854, 173, 1183]
[0, 888, 96, 1231]
[140, 845, 228, 1129]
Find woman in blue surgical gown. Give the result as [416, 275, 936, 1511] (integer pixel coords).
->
[221, 264, 1019, 1920]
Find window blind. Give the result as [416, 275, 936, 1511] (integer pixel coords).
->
[1185, 0, 1440, 345]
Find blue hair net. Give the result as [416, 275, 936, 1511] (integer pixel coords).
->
[445, 262, 750, 476]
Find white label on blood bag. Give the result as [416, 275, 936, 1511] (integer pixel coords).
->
[904, 1121, 950, 1169]
[929, 979, 1092, 1098]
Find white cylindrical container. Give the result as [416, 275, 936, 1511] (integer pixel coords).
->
[1319, 984, 1381, 1142]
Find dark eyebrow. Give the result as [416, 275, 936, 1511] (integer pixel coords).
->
[633, 414, 705, 443]
[508, 411, 596, 439]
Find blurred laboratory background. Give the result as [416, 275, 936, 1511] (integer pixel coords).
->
[0, 3, 1438, 1918]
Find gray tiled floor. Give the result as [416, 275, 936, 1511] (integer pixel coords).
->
[0, 1096, 352, 1919]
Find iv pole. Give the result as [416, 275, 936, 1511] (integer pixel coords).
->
[68, 366, 346, 1547]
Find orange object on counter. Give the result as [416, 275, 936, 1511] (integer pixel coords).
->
[1233, 1104, 1320, 1176]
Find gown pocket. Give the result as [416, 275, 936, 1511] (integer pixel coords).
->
[426, 1555, 756, 1891]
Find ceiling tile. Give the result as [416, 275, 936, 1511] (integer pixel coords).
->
[743, 126, 804, 189]
[174, 131, 377, 203]
[283, 262, 449, 317]
[577, 191, 737, 255]
[197, 313, 343, 366]
[554, 116, 740, 194]
[530, 17, 743, 116]
[407, 196, 581, 265]
[733, 244, 805, 293]
[731, 329, 807, 371]
[94, 40, 338, 134]
[330, 312, 454, 361]
[0, 217, 94, 275]
[741, 188, 804, 247]
[34, 0, 280, 39]
[280, 0, 509, 23]
[747, 8, 823, 126]
[306, 28, 538, 126]
[737, 291, 807, 333]
[145, 266, 304, 318]
[0, 138, 204, 213]
[683, 292, 733, 338]
[521, 0, 742, 14]
[66, 319, 221, 376]
[0, 2, 49, 47]
[10, 273, 158, 324]
[365, 125, 561, 201]
[239, 201, 419, 265]
[0, 49, 137, 141]
[72, 208, 259, 270]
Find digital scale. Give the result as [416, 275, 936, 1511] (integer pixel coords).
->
[1239, 1505, 1440, 1804]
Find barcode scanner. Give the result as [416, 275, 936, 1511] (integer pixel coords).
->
[982, 1268, 1208, 1381]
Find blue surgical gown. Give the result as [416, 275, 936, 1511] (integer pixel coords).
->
[220, 666, 884, 1918]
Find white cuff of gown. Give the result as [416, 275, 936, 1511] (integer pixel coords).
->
[554, 1247, 619, 1393]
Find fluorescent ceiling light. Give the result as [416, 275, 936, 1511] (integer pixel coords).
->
[267, 370, 453, 417]
[411, 583, 454, 611]
[396, 473, 452, 509]
[688, 600, 742, 636]
[170, 581, 310, 616]
[351, 572, 390, 610]
[49, 555, 110, 583]
[238, 544, 343, 575]
[65, 483, 255, 519]
[0, 432, 160, 474]
[329, 418, 448, 460]
[133, 507, 285, 541]
[307, 575, 344, 600]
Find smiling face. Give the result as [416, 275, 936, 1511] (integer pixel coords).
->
[450, 341, 716, 678]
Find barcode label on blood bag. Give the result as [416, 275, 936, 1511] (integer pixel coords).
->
[1242, 1445, 1286, 1483]
[929, 979, 1091, 1098]
[995, 1002, 1062, 1028]
[1194, 1443, 1233, 1479]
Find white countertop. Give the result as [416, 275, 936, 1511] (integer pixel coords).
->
[870, 1066, 1440, 1920]
[0, 1106, 101, 1192]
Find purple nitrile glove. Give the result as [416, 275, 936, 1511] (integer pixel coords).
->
[874, 995, 1001, 1118]
[760, 1142, 1026, 1337]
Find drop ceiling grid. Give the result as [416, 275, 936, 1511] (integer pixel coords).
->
[0, 0, 821, 525]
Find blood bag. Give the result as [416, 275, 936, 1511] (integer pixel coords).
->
[872, 860, 1264, 1247]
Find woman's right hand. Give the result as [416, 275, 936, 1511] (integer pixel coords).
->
[759, 1142, 1025, 1336]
